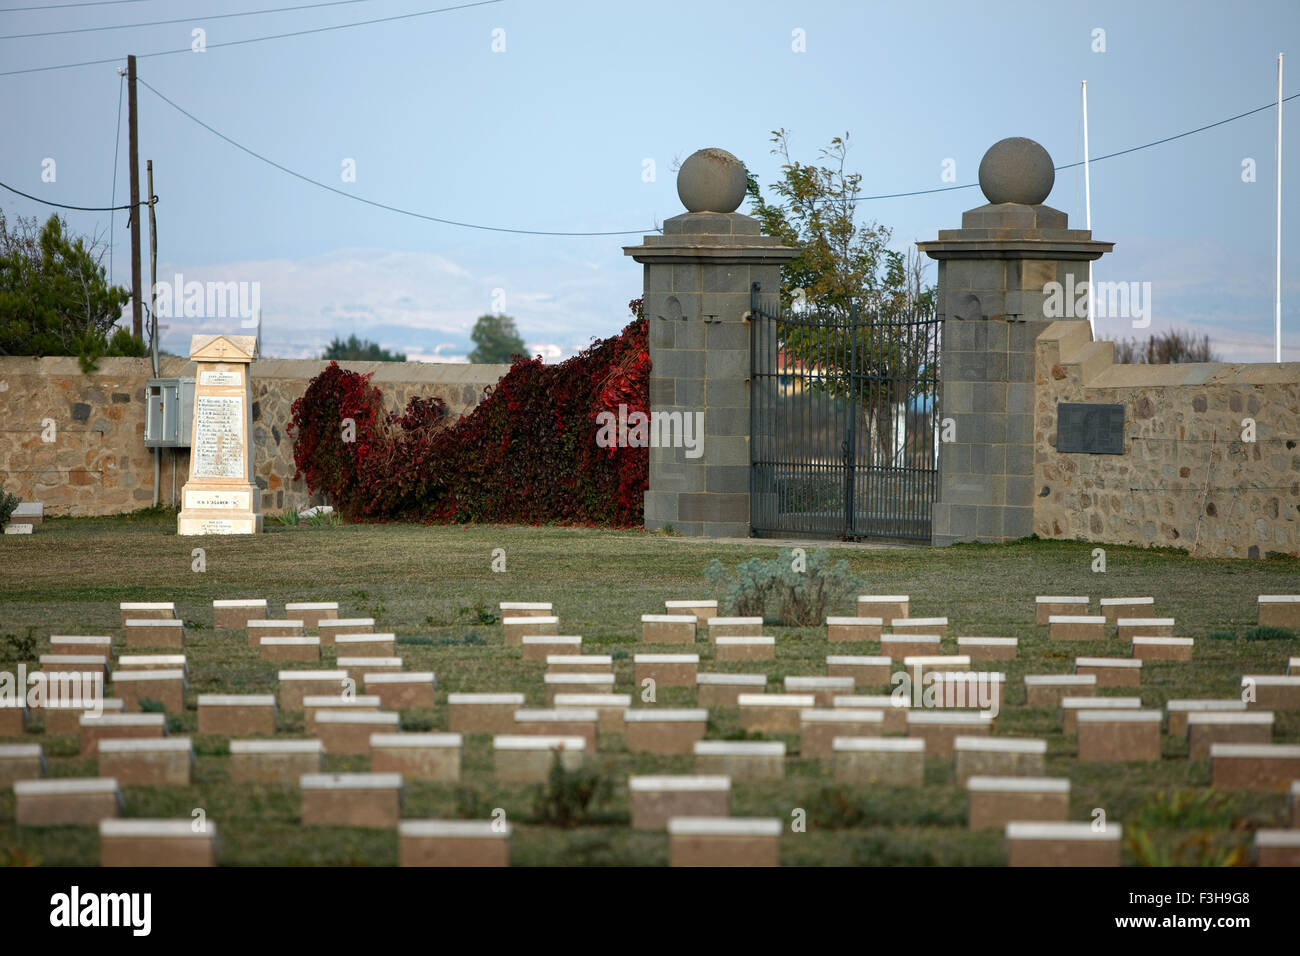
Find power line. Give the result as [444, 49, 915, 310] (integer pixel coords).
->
[0, 0, 384, 41]
[791, 92, 1300, 204]
[1054, 92, 1300, 172]
[0, 0, 501, 76]
[7, 78, 1294, 230]
[138, 77, 659, 236]
[0, 52, 121, 77]
[0, 178, 141, 211]
[0, 0, 151, 11]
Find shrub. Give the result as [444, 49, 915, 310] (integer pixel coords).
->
[461, 601, 497, 626]
[1131, 790, 1239, 830]
[0, 631, 36, 664]
[288, 300, 648, 526]
[705, 556, 777, 618]
[805, 785, 965, 830]
[704, 548, 862, 625]
[1244, 625, 1295, 641]
[1126, 827, 1246, 867]
[1207, 629, 1236, 641]
[531, 752, 615, 828]
[437, 632, 486, 647]
[0, 490, 20, 527]
[287, 361, 390, 511]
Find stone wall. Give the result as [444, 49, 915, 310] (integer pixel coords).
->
[0, 356, 509, 517]
[1034, 321, 1300, 558]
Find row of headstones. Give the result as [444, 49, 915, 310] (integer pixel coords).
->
[501, 595, 1300, 865]
[6, 598, 429, 724]
[509, 602, 1024, 860]
[8, 752, 1300, 866]
[1034, 595, 1300, 760]
[503, 596, 1300, 763]
[116, 598, 394, 660]
[35, 590, 1284, 723]
[512, 593, 1300, 720]
[11, 590, 1298, 755]
[501, 598, 1300, 865]
[1040, 593, 1300, 637]
[2, 593, 468, 866]
[5, 590, 1294, 868]
[9, 677, 1297, 764]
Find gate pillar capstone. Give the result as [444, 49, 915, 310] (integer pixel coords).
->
[918, 137, 1113, 545]
[624, 148, 798, 537]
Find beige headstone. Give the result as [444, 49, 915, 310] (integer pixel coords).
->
[668, 817, 781, 867]
[1005, 821, 1121, 866]
[629, 776, 730, 830]
[399, 820, 510, 867]
[14, 778, 122, 826]
[100, 819, 216, 867]
[177, 334, 262, 535]
[968, 776, 1069, 830]
[1209, 743, 1300, 791]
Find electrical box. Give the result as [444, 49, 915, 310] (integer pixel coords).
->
[145, 377, 195, 448]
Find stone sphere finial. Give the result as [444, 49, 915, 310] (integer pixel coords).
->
[977, 137, 1055, 205]
[677, 148, 747, 213]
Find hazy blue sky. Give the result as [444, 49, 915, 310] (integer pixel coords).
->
[4, 0, 1298, 361]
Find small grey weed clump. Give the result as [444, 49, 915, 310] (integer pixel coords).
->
[704, 548, 862, 626]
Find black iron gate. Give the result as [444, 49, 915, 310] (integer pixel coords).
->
[749, 283, 942, 541]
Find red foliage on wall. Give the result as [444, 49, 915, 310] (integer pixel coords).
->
[288, 299, 648, 526]
[286, 361, 388, 508]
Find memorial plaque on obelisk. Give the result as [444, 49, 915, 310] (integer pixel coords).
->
[177, 334, 263, 535]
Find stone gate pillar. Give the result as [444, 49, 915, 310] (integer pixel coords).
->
[624, 148, 797, 537]
[918, 138, 1113, 545]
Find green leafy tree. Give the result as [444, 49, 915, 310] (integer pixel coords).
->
[321, 334, 406, 362]
[745, 129, 934, 316]
[468, 313, 526, 364]
[744, 131, 938, 467]
[0, 211, 134, 368]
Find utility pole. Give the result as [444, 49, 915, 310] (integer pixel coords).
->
[148, 158, 161, 508]
[1276, 52, 1284, 363]
[147, 159, 158, 378]
[1082, 80, 1093, 338]
[127, 54, 142, 340]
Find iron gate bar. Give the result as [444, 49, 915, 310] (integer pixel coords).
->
[749, 282, 942, 542]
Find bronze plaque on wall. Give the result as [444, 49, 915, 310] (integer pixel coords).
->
[1056, 402, 1125, 454]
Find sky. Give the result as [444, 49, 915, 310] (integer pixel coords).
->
[3, 0, 1299, 362]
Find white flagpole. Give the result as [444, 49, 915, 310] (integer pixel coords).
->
[1276, 53, 1284, 363]
[1082, 81, 1094, 336]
